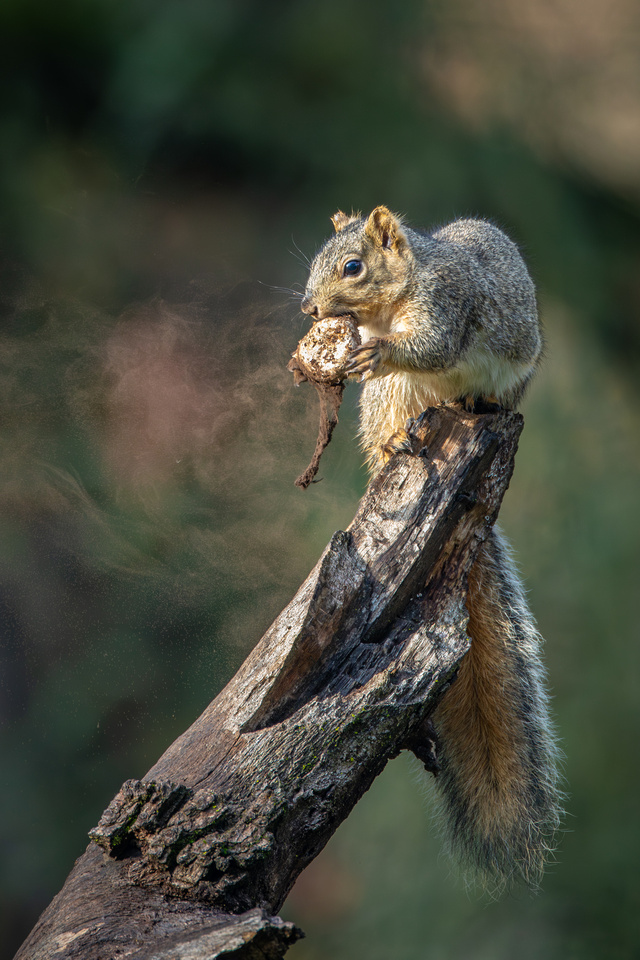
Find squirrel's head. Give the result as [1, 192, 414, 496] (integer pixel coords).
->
[301, 206, 413, 327]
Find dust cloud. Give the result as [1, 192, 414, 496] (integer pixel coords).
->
[0, 276, 359, 647]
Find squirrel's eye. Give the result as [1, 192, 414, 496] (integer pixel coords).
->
[343, 259, 363, 278]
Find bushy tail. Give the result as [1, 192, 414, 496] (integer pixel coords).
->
[432, 527, 563, 888]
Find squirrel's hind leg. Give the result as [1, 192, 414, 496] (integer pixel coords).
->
[379, 427, 415, 465]
[378, 413, 434, 465]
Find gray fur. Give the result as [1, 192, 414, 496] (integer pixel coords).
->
[304, 214, 541, 403]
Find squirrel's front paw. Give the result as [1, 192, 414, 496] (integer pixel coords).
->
[344, 338, 385, 380]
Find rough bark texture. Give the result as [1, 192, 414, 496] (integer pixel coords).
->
[15, 405, 522, 960]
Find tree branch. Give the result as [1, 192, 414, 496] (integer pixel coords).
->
[15, 405, 522, 960]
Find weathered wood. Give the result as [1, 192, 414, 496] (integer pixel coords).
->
[15, 405, 522, 960]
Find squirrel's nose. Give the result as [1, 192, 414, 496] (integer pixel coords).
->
[301, 298, 319, 317]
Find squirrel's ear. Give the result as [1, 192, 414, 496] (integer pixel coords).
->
[365, 206, 406, 252]
[331, 210, 358, 232]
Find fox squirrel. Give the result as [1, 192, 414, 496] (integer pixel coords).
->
[300, 206, 563, 887]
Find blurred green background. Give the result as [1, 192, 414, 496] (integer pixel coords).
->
[1, 1, 640, 957]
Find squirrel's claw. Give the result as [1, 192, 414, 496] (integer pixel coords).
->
[380, 427, 414, 464]
[345, 338, 384, 379]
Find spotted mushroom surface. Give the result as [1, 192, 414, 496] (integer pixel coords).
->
[295, 317, 361, 383]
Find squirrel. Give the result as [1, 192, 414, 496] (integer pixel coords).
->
[300, 205, 563, 888]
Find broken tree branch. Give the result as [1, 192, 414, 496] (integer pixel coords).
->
[15, 405, 522, 960]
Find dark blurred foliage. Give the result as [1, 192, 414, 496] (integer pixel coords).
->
[1, 1, 639, 958]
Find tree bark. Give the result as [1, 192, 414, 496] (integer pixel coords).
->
[15, 405, 522, 960]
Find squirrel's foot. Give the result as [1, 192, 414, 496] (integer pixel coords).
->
[344, 338, 385, 380]
[380, 427, 414, 465]
[462, 394, 503, 414]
